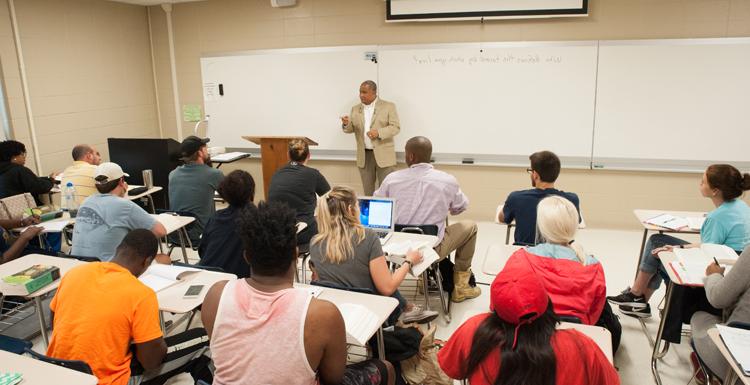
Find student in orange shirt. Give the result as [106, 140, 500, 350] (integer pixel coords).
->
[46, 229, 212, 385]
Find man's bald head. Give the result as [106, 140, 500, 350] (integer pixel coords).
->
[405, 136, 432, 166]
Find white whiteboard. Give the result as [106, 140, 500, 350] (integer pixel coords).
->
[593, 38, 750, 171]
[202, 46, 377, 150]
[378, 41, 598, 163]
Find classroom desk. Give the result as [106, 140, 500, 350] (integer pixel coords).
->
[381, 232, 448, 319]
[633, 209, 704, 278]
[151, 214, 195, 263]
[651, 251, 690, 385]
[128, 185, 163, 213]
[558, 322, 614, 364]
[0, 254, 84, 347]
[481, 243, 522, 277]
[155, 269, 236, 333]
[708, 328, 750, 385]
[295, 283, 398, 361]
[0, 350, 98, 385]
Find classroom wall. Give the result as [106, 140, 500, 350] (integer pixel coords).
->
[0, 0, 160, 174]
[147, 0, 750, 229]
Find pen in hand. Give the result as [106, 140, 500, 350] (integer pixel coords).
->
[713, 256, 720, 265]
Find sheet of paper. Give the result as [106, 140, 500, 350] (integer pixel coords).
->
[383, 240, 439, 276]
[686, 216, 706, 230]
[211, 152, 250, 162]
[717, 324, 750, 375]
[337, 303, 380, 346]
[701, 243, 740, 264]
[645, 214, 689, 230]
[183, 104, 202, 122]
[203, 82, 219, 102]
[139, 273, 177, 292]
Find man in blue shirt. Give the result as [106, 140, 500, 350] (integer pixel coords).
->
[168, 136, 224, 246]
[497, 151, 580, 246]
[72, 162, 167, 261]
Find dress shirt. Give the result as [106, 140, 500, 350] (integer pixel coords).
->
[363, 98, 377, 150]
[374, 163, 469, 241]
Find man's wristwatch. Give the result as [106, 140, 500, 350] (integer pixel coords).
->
[404, 260, 414, 268]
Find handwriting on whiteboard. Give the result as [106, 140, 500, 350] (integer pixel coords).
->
[412, 54, 563, 66]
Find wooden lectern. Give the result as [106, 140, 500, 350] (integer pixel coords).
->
[243, 136, 318, 198]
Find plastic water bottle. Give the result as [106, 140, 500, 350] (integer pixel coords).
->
[63, 182, 78, 218]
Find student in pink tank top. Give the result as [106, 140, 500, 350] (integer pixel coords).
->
[202, 202, 395, 385]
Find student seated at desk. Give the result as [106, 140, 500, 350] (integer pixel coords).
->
[199, 170, 255, 277]
[525, 195, 621, 353]
[437, 258, 619, 385]
[309, 186, 438, 324]
[201, 202, 395, 385]
[168, 135, 224, 246]
[268, 139, 330, 245]
[691, 245, 750, 384]
[608, 165, 750, 327]
[497, 150, 580, 246]
[72, 162, 167, 261]
[0, 140, 57, 206]
[47, 229, 212, 385]
[374, 136, 480, 303]
[0, 217, 44, 264]
[61, 144, 102, 208]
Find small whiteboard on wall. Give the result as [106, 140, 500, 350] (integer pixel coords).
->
[201, 46, 377, 151]
[593, 38, 750, 172]
[378, 41, 598, 166]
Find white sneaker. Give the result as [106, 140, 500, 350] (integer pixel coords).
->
[400, 305, 439, 324]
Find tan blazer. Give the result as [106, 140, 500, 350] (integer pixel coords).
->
[342, 99, 400, 168]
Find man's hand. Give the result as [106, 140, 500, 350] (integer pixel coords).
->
[19, 215, 41, 227]
[706, 262, 725, 276]
[367, 128, 379, 140]
[154, 254, 172, 265]
[340, 115, 350, 126]
[20, 226, 43, 240]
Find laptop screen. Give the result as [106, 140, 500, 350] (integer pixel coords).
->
[359, 197, 394, 231]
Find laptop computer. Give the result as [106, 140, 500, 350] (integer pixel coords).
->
[358, 197, 395, 245]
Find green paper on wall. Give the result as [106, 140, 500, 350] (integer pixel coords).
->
[183, 105, 202, 122]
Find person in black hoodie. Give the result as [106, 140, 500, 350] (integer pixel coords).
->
[0, 140, 56, 205]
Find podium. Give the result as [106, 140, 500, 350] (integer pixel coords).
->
[243, 136, 318, 198]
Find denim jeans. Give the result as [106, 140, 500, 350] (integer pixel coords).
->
[638, 233, 690, 289]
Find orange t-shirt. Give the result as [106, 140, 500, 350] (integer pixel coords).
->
[47, 262, 163, 385]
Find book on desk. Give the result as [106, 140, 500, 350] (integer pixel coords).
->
[717, 324, 750, 376]
[645, 213, 705, 231]
[336, 303, 381, 346]
[139, 264, 200, 292]
[382, 240, 439, 277]
[668, 244, 739, 286]
[2, 264, 60, 295]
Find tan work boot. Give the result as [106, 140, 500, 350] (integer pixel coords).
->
[451, 269, 481, 302]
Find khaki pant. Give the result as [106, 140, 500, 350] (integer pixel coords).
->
[359, 149, 396, 196]
[434, 220, 477, 272]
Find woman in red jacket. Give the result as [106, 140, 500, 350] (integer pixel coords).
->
[437, 263, 619, 385]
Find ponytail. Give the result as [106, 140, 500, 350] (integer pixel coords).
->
[536, 196, 589, 264]
[706, 164, 750, 201]
[312, 186, 365, 264]
[742, 173, 750, 191]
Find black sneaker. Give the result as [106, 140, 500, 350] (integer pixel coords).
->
[619, 303, 652, 319]
[606, 290, 648, 309]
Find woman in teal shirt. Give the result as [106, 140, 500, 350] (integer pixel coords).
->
[608, 164, 750, 342]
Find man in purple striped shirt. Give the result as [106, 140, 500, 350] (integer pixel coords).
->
[374, 136, 481, 303]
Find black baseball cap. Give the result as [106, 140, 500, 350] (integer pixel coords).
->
[180, 136, 210, 157]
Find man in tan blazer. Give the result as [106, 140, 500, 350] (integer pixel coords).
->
[341, 80, 400, 196]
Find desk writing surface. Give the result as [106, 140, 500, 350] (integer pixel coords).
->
[384, 232, 439, 248]
[150, 214, 195, 235]
[482, 244, 523, 276]
[156, 270, 236, 314]
[708, 328, 750, 385]
[0, 351, 98, 385]
[558, 322, 613, 364]
[127, 185, 163, 201]
[0, 254, 83, 297]
[634, 209, 706, 232]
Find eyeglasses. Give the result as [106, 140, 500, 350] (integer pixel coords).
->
[526, 168, 533, 174]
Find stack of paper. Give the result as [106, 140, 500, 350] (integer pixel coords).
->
[211, 152, 250, 162]
[139, 264, 199, 292]
[717, 324, 750, 375]
[645, 214, 689, 230]
[337, 303, 380, 346]
[382, 240, 439, 276]
[669, 243, 739, 286]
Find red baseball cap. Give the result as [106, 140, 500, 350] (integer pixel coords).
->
[490, 264, 550, 349]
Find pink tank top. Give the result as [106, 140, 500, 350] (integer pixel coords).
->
[210, 280, 317, 385]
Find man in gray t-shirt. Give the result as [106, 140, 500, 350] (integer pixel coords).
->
[168, 136, 224, 245]
[72, 162, 166, 261]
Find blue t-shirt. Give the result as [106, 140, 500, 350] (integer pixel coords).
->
[71, 194, 157, 261]
[527, 243, 599, 266]
[503, 188, 580, 246]
[701, 199, 750, 252]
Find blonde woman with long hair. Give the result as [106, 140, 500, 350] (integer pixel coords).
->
[310, 186, 438, 324]
[529, 195, 597, 265]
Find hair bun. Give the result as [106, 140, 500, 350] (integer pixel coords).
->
[742, 173, 750, 191]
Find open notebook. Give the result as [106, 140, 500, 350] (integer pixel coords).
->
[668, 243, 739, 286]
[645, 213, 705, 231]
[382, 240, 439, 276]
[336, 303, 381, 346]
[717, 324, 750, 376]
[139, 264, 200, 292]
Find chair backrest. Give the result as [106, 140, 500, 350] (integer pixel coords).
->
[25, 347, 94, 374]
[395, 224, 439, 236]
[311, 280, 375, 295]
[727, 321, 750, 330]
[0, 193, 37, 220]
[173, 261, 225, 273]
[56, 252, 101, 263]
[0, 335, 32, 355]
